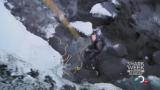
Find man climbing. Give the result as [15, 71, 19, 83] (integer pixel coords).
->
[83, 29, 105, 70]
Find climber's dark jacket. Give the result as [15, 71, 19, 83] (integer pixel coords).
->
[87, 31, 105, 58]
[83, 31, 105, 69]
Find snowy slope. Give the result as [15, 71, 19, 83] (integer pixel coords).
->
[89, 83, 122, 90]
[0, 0, 64, 85]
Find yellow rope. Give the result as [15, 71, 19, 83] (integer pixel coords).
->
[43, 0, 80, 39]
[59, 40, 83, 72]
[54, 35, 87, 72]
[43, 0, 91, 73]
[55, 36, 71, 63]
[64, 55, 72, 64]
[63, 44, 68, 57]
[54, 35, 62, 45]
[53, 35, 71, 64]
[63, 71, 71, 76]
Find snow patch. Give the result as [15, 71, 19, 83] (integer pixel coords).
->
[42, 24, 58, 39]
[90, 3, 112, 17]
[0, 50, 32, 75]
[148, 76, 160, 88]
[6, 2, 14, 9]
[70, 21, 93, 36]
[88, 83, 122, 90]
[112, 0, 120, 5]
[113, 44, 120, 48]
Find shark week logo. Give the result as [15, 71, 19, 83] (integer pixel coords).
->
[127, 61, 144, 75]
[127, 61, 150, 84]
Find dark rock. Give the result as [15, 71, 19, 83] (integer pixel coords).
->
[136, 34, 149, 48]
[100, 2, 118, 17]
[73, 0, 118, 26]
[153, 50, 160, 64]
[120, 0, 160, 42]
[44, 75, 56, 90]
[44, 75, 56, 83]
[97, 52, 128, 82]
[55, 25, 74, 41]
[48, 25, 73, 56]
[80, 88, 88, 90]
[54, 0, 78, 18]
[107, 44, 128, 57]
[0, 64, 11, 77]
[27, 69, 39, 78]
[61, 85, 76, 90]
[72, 68, 101, 83]
[77, 0, 106, 12]
[5, 0, 58, 39]
[0, 64, 7, 71]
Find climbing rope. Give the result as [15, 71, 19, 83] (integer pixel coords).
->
[54, 35, 84, 72]
[54, 35, 72, 64]
[43, 0, 90, 71]
[43, 0, 80, 39]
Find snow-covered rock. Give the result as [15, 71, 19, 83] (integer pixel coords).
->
[5, 0, 59, 39]
[90, 2, 118, 18]
[90, 3, 113, 17]
[81, 83, 122, 90]
[70, 21, 93, 36]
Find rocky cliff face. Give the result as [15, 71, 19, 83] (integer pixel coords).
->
[2, 0, 160, 89]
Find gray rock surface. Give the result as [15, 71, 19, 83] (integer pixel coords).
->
[153, 50, 160, 64]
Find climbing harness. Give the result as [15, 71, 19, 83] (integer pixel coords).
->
[75, 66, 81, 71]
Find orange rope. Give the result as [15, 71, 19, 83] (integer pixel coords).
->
[43, 0, 80, 39]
